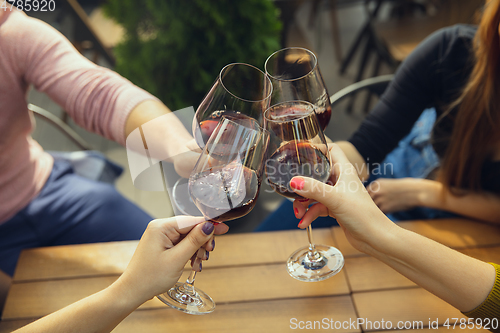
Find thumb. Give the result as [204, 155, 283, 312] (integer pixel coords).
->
[170, 222, 214, 263]
[290, 176, 335, 206]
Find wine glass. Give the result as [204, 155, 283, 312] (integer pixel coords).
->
[158, 117, 269, 314]
[193, 63, 272, 148]
[264, 100, 344, 282]
[264, 47, 332, 131]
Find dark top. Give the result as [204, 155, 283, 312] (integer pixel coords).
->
[348, 24, 500, 193]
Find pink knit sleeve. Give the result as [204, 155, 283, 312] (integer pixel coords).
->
[8, 11, 158, 145]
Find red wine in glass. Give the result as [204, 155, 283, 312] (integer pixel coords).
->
[189, 164, 260, 223]
[264, 100, 344, 282]
[315, 105, 332, 132]
[266, 141, 330, 200]
[196, 110, 261, 148]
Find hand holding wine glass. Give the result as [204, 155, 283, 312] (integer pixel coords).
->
[158, 117, 269, 314]
[264, 101, 344, 282]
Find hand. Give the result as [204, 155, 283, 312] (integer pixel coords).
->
[113, 216, 229, 305]
[172, 139, 202, 178]
[366, 178, 425, 214]
[291, 144, 396, 254]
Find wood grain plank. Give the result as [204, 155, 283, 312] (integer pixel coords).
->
[2, 276, 116, 320]
[353, 288, 466, 331]
[13, 229, 336, 282]
[113, 296, 360, 333]
[207, 228, 336, 268]
[13, 241, 137, 281]
[460, 246, 500, 264]
[399, 219, 500, 249]
[344, 256, 416, 292]
[4, 262, 349, 320]
[332, 219, 500, 260]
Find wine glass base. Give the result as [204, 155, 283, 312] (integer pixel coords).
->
[157, 282, 215, 315]
[287, 245, 344, 282]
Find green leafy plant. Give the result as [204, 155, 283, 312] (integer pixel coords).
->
[103, 0, 282, 110]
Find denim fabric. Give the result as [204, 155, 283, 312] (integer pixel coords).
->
[367, 108, 457, 221]
[255, 108, 456, 232]
[369, 108, 439, 181]
[0, 159, 152, 276]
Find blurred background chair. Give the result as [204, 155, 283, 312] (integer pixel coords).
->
[340, 0, 483, 83]
[29, 104, 92, 152]
[329, 74, 394, 115]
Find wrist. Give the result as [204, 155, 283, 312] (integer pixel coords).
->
[364, 219, 404, 258]
[357, 209, 400, 256]
[416, 179, 443, 208]
[106, 274, 150, 311]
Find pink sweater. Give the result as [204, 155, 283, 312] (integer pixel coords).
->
[0, 10, 157, 224]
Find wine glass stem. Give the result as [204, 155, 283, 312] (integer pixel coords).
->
[179, 270, 197, 295]
[306, 225, 321, 261]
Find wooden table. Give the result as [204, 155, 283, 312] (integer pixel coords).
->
[2, 218, 499, 332]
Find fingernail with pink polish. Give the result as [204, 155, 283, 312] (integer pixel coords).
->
[290, 177, 305, 190]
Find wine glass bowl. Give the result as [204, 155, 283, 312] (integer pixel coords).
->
[189, 118, 268, 223]
[193, 63, 272, 148]
[264, 101, 330, 200]
[264, 47, 332, 131]
[264, 100, 344, 282]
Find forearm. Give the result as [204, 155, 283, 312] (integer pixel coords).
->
[335, 141, 369, 181]
[13, 279, 143, 333]
[367, 223, 496, 312]
[125, 100, 195, 159]
[416, 179, 500, 224]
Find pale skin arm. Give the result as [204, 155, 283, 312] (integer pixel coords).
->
[336, 140, 500, 224]
[367, 178, 500, 224]
[335, 141, 369, 181]
[369, 223, 495, 312]
[13, 282, 143, 333]
[125, 100, 200, 178]
[13, 217, 229, 333]
[292, 144, 496, 312]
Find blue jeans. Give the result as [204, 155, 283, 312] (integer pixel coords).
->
[255, 108, 455, 232]
[0, 159, 152, 276]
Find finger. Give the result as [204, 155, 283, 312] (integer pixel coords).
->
[289, 176, 335, 207]
[366, 184, 378, 199]
[191, 257, 203, 272]
[293, 199, 311, 219]
[203, 236, 215, 251]
[185, 138, 202, 153]
[169, 221, 215, 264]
[196, 248, 210, 260]
[171, 216, 207, 233]
[327, 143, 352, 165]
[297, 203, 330, 229]
[214, 222, 229, 235]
